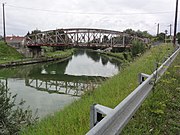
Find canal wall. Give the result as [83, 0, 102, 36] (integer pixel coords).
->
[0, 56, 71, 68]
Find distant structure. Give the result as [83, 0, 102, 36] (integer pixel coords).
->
[5, 36, 31, 57]
[0, 35, 3, 41]
[6, 36, 25, 49]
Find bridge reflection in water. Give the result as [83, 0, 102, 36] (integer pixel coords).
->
[0, 49, 118, 97]
[0, 77, 103, 97]
[25, 78, 101, 96]
[0, 49, 119, 117]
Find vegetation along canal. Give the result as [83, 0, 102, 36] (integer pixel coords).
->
[0, 49, 121, 118]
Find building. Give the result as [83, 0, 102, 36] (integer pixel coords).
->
[5, 36, 32, 57]
[5, 36, 25, 49]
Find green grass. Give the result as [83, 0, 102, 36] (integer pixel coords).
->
[0, 42, 73, 65]
[100, 51, 133, 63]
[121, 51, 180, 134]
[20, 44, 174, 135]
[44, 49, 74, 58]
[0, 42, 24, 63]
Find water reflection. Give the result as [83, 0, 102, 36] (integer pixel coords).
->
[0, 49, 120, 117]
[65, 49, 120, 77]
[25, 78, 98, 96]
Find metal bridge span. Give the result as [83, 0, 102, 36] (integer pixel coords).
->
[25, 28, 148, 48]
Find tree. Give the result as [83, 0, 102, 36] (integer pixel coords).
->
[131, 40, 146, 56]
[26, 31, 30, 36]
[31, 29, 41, 34]
[123, 29, 136, 36]
[156, 33, 165, 42]
[0, 81, 38, 135]
[124, 29, 152, 38]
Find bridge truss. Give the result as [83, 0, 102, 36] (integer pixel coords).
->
[25, 28, 147, 47]
[25, 78, 99, 96]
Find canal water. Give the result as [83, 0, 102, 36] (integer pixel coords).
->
[0, 49, 121, 118]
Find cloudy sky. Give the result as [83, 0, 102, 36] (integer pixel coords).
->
[0, 0, 179, 36]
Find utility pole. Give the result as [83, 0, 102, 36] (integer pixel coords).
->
[157, 23, 160, 36]
[165, 30, 168, 43]
[2, 3, 6, 43]
[169, 24, 172, 37]
[169, 24, 172, 43]
[173, 0, 179, 46]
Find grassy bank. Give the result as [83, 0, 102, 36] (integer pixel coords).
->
[21, 44, 174, 135]
[0, 41, 74, 66]
[44, 49, 74, 58]
[122, 52, 180, 134]
[100, 51, 132, 63]
[0, 42, 24, 63]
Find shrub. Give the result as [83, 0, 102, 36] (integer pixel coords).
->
[0, 81, 38, 135]
[131, 40, 146, 56]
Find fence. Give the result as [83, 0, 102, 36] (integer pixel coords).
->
[86, 46, 180, 135]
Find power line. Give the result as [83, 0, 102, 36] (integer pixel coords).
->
[6, 4, 176, 16]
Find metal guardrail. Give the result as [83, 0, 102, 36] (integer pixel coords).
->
[86, 47, 180, 135]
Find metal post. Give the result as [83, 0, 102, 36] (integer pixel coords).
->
[123, 34, 125, 46]
[173, 0, 179, 46]
[169, 24, 172, 42]
[110, 35, 113, 47]
[170, 24, 172, 37]
[165, 30, 168, 43]
[90, 104, 113, 129]
[90, 104, 96, 129]
[157, 23, 160, 36]
[76, 30, 79, 46]
[138, 73, 150, 84]
[87, 30, 90, 46]
[2, 3, 6, 43]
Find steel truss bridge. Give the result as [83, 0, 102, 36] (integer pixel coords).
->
[25, 28, 148, 48]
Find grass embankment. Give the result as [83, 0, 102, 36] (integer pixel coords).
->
[122, 52, 180, 134]
[44, 49, 74, 58]
[0, 42, 24, 63]
[0, 41, 73, 65]
[21, 44, 174, 135]
[100, 51, 132, 63]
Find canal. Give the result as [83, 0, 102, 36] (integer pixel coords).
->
[0, 49, 121, 118]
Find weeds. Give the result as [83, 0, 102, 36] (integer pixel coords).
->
[0, 42, 24, 63]
[0, 81, 38, 135]
[21, 44, 174, 135]
[122, 50, 180, 134]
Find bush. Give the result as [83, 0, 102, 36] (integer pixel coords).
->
[0, 81, 38, 135]
[131, 40, 146, 56]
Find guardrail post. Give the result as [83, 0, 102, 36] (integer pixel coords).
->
[90, 104, 97, 128]
[138, 73, 150, 84]
[90, 104, 113, 129]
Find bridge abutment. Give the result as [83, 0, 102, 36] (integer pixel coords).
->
[28, 46, 42, 58]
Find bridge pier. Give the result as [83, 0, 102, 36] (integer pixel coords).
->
[28, 46, 42, 58]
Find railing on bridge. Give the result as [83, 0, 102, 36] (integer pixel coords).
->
[25, 28, 148, 48]
[86, 47, 180, 135]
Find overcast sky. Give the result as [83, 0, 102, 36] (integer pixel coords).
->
[0, 0, 179, 36]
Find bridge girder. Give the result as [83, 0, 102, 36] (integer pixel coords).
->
[25, 28, 148, 47]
